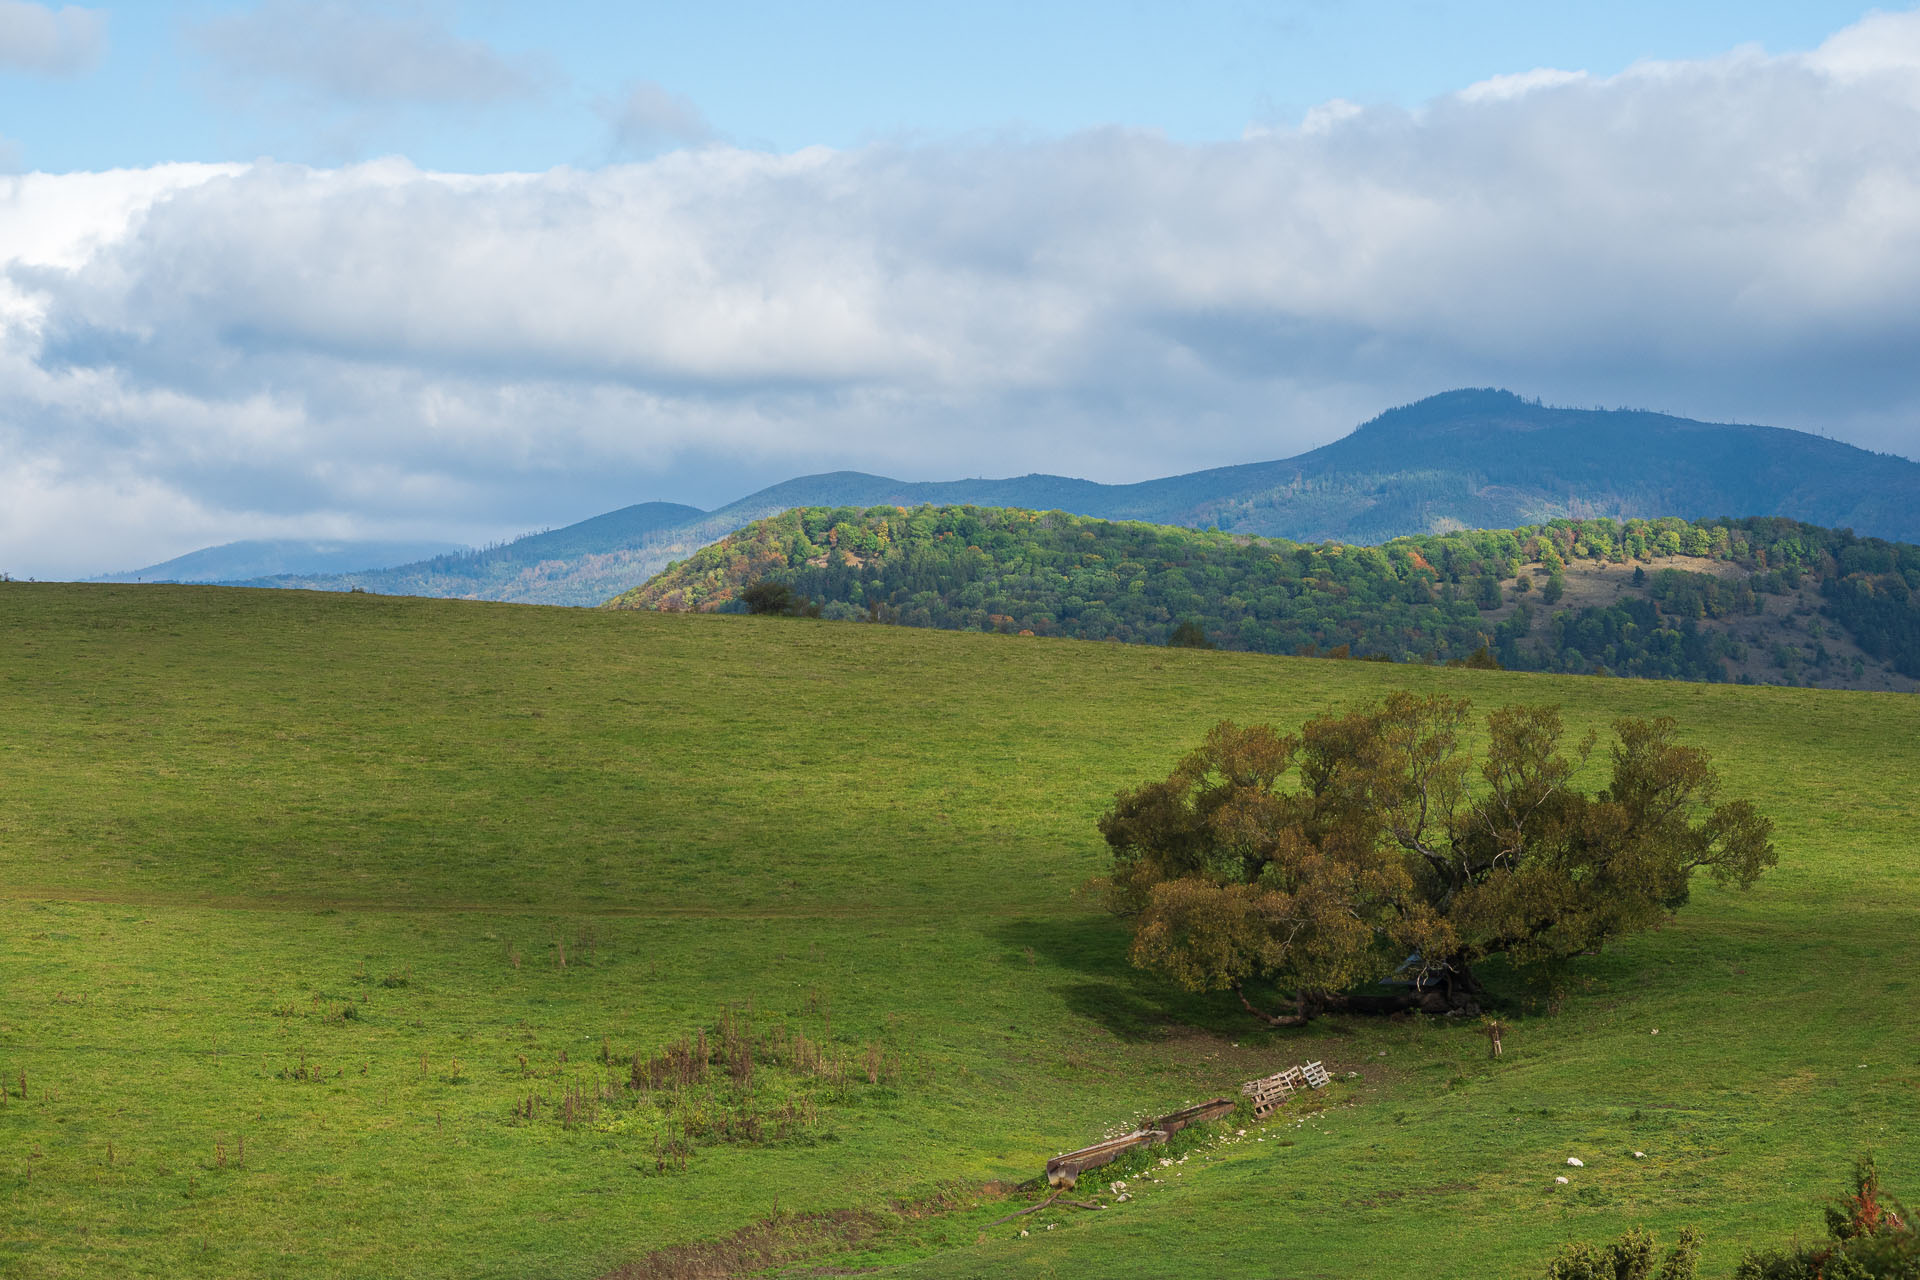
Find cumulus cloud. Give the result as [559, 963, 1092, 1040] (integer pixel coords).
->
[192, 1, 544, 106]
[0, 0, 103, 74]
[600, 81, 716, 154]
[6, 10, 1920, 577]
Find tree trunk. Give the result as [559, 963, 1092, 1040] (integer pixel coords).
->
[1230, 982, 1311, 1027]
[1315, 989, 1479, 1017]
[1232, 964, 1483, 1028]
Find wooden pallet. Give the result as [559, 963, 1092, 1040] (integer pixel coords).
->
[1241, 1061, 1334, 1118]
[1241, 1066, 1306, 1118]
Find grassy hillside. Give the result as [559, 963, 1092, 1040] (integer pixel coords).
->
[2, 582, 1916, 1278]
[610, 505, 1920, 692]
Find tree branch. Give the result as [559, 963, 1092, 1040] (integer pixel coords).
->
[1231, 982, 1311, 1027]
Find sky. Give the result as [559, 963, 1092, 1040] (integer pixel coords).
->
[2, 2, 1918, 577]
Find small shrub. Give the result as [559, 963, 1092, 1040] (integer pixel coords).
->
[1543, 1226, 1698, 1280]
[1736, 1158, 1917, 1280]
[1542, 1161, 1917, 1280]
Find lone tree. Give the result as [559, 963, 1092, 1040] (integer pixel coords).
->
[739, 578, 821, 618]
[1168, 620, 1216, 650]
[1100, 693, 1775, 1026]
[740, 579, 796, 615]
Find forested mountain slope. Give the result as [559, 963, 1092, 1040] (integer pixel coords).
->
[609, 505, 1920, 692]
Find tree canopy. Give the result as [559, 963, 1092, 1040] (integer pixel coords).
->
[1099, 694, 1776, 1025]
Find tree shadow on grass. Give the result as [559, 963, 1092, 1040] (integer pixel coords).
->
[991, 913, 1284, 1044]
[991, 913, 1563, 1046]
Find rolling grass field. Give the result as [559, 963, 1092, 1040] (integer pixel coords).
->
[2, 581, 1916, 1278]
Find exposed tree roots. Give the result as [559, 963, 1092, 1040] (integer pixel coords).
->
[984, 1192, 1104, 1228]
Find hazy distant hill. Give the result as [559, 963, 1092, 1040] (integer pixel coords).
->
[94, 538, 465, 583]
[237, 502, 705, 606]
[217, 390, 1920, 605]
[612, 504, 1920, 693]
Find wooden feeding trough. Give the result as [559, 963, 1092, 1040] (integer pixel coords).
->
[1044, 1097, 1235, 1188]
[1153, 1097, 1237, 1135]
[1045, 1130, 1164, 1188]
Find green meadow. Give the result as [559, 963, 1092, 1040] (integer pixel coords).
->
[1, 582, 1916, 1278]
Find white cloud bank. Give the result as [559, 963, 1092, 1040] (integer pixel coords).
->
[6, 12, 1920, 577]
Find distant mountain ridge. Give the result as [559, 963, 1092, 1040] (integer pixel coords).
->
[175, 390, 1920, 605]
[1231, 390, 1920, 544]
[235, 502, 704, 606]
[95, 538, 466, 584]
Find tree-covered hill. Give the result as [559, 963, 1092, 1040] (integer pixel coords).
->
[606, 505, 1920, 691]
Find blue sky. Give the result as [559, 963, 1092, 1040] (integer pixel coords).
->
[1, 2, 1887, 170]
[2, 2, 1918, 577]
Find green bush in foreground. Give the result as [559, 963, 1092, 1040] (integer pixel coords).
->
[1544, 1161, 1917, 1280]
[1545, 1225, 1701, 1280]
[1736, 1159, 1918, 1280]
